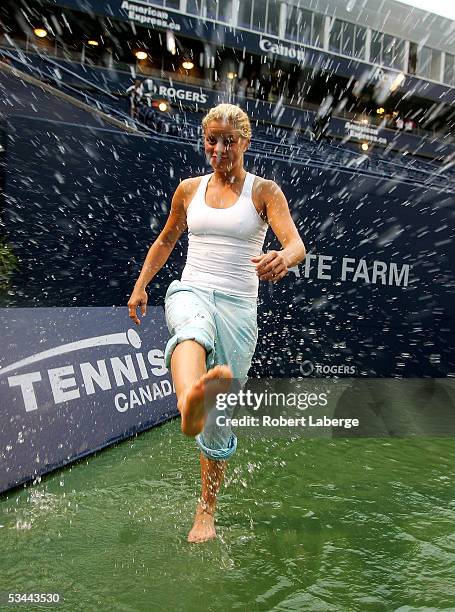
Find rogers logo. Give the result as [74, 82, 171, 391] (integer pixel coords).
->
[299, 360, 315, 376]
[0, 329, 173, 413]
[300, 361, 356, 376]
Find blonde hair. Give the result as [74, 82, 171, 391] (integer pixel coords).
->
[202, 103, 252, 140]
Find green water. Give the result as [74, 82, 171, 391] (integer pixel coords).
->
[1, 419, 455, 611]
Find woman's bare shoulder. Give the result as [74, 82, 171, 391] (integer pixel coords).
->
[250, 175, 272, 221]
[177, 176, 203, 197]
[252, 174, 281, 204]
[252, 175, 278, 193]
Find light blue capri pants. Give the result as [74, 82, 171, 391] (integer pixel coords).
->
[164, 279, 258, 461]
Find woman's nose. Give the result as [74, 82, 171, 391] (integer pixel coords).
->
[214, 139, 225, 153]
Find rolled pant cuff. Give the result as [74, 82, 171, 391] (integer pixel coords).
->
[164, 329, 215, 370]
[195, 432, 237, 461]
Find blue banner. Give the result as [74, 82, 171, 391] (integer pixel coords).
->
[0, 307, 178, 493]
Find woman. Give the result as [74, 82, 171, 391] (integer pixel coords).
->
[128, 103, 306, 543]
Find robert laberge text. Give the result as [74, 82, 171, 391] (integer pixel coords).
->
[216, 415, 360, 429]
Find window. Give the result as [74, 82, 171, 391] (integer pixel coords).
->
[341, 21, 354, 56]
[252, 0, 267, 32]
[369, 30, 405, 69]
[266, 0, 280, 35]
[414, 47, 442, 81]
[382, 34, 395, 66]
[370, 30, 382, 64]
[408, 42, 417, 74]
[285, 6, 312, 44]
[329, 19, 366, 58]
[187, 0, 200, 15]
[312, 13, 324, 48]
[417, 46, 432, 79]
[218, 1, 231, 23]
[238, 0, 253, 28]
[284, 6, 324, 48]
[285, 5, 299, 42]
[430, 50, 441, 81]
[299, 8, 313, 45]
[393, 40, 406, 70]
[382, 35, 405, 69]
[164, 0, 180, 8]
[329, 18, 342, 54]
[203, 0, 218, 19]
[353, 25, 366, 59]
[444, 53, 455, 86]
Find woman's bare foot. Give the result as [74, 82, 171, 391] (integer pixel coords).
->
[180, 365, 233, 437]
[187, 506, 216, 543]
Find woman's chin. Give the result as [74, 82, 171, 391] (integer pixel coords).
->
[211, 159, 232, 170]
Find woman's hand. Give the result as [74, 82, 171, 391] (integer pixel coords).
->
[127, 288, 148, 325]
[251, 251, 289, 282]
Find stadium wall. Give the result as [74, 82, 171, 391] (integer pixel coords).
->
[3, 116, 454, 378]
[1, 110, 454, 492]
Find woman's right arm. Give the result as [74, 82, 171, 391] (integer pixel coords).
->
[127, 180, 189, 325]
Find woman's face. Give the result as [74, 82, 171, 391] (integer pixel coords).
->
[204, 120, 249, 172]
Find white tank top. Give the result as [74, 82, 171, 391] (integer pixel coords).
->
[181, 172, 268, 298]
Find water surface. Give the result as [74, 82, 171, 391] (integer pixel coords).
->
[1, 419, 455, 611]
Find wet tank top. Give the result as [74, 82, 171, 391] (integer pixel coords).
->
[181, 172, 268, 298]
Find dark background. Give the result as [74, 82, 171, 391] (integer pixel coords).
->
[3, 115, 454, 378]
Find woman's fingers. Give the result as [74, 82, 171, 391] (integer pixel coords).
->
[128, 298, 147, 325]
[128, 305, 141, 325]
[254, 251, 289, 281]
[258, 262, 287, 281]
[254, 251, 278, 273]
[254, 251, 289, 282]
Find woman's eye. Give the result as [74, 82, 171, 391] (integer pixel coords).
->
[206, 136, 237, 146]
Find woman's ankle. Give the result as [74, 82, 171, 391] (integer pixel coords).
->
[197, 499, 215, 516]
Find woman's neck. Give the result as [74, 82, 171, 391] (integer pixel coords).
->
[212, 166, 246, 186]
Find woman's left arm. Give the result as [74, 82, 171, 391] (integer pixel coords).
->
[251, 180, 306, 282]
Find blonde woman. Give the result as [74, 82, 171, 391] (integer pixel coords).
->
[128, 104, 306, 543]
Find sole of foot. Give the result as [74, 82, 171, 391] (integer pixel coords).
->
[181, 365, 233, 437]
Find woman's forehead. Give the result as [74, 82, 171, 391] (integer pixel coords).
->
[205, 121, 241, 136]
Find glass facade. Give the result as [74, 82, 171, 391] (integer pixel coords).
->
[182, 0, 451, 85]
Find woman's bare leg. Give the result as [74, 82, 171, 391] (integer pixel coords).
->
[170, 340, 232, 542]
[188, 454, 227, 543]
[171, 340, 232, 436]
